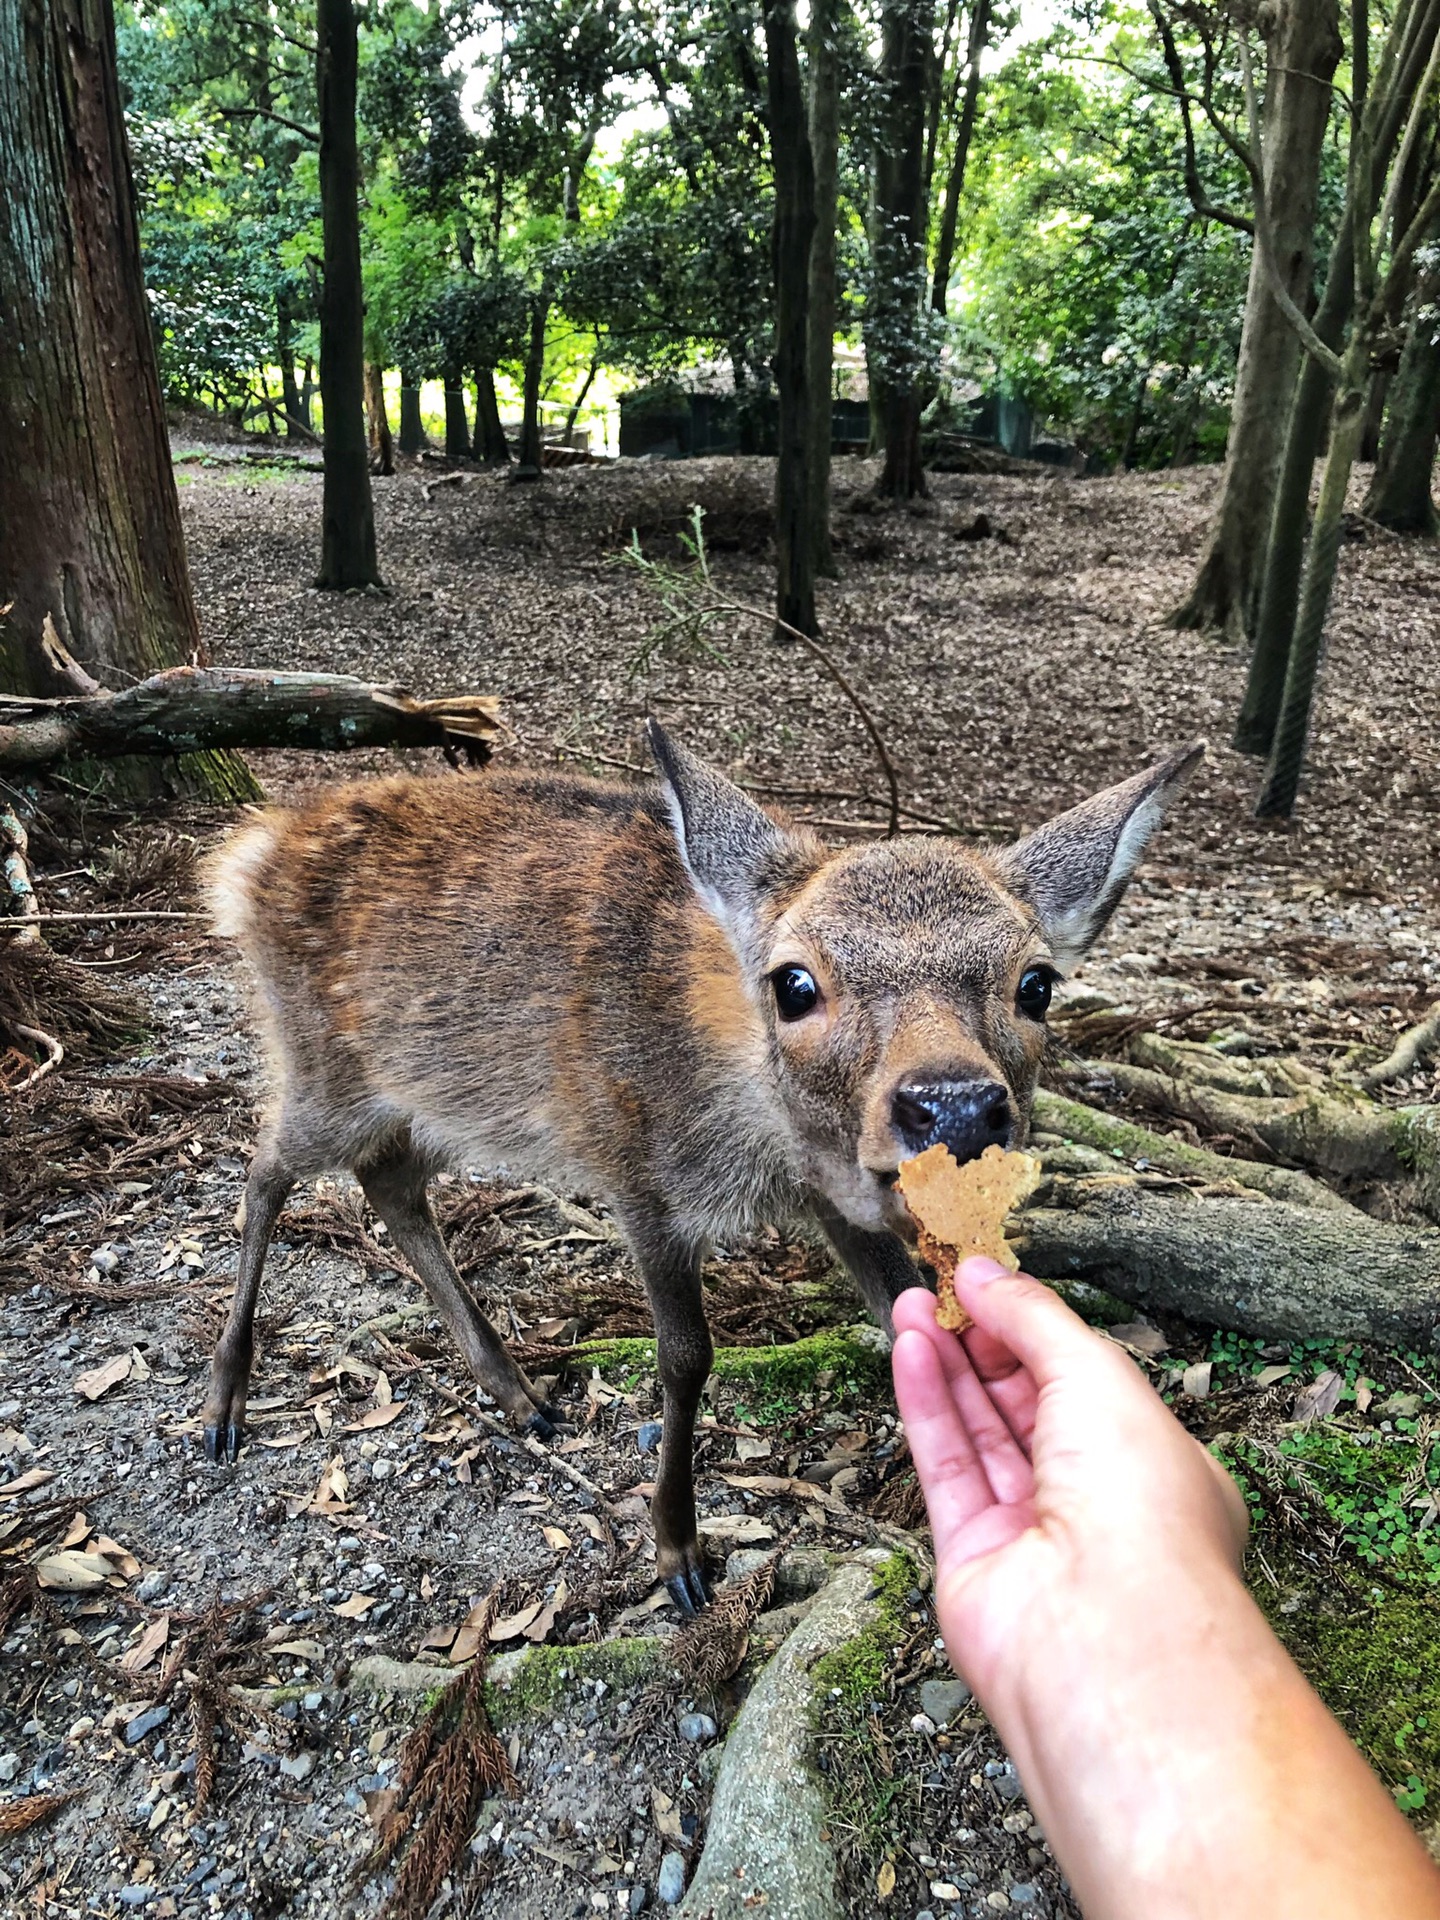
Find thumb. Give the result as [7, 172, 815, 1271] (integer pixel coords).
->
[954, 1257, 1132, 1395]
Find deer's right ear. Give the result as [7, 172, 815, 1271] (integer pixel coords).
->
[647, 720, 815, 937]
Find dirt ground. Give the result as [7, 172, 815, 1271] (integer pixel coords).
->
[3, 442, 1438, 1920]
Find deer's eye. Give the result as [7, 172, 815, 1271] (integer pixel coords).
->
[1017, 966, 1054, 1021]
[772, 966, 820, 1022]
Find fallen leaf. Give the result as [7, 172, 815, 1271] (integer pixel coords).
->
[0, 1468, 54, 1500]
[573, 1513, 605, 1542]
[59, 1511, 89, 1549]
[616, 1589, 670, 1626]
[651, 1787, 684, 1842]
[310, 1456, 350, 1513]
[35, 1550, 114, 1592]
[1107, 1320, 1168, 1357]
[416, 1622, 457, 1654]
[332, 1592, 377, 1620]
[452, 1599, 495, 1663]
[420, 1572, 434, 1600]
[557, 1435, 596, 1455]
[1255, 1364, 1293, 1388]
[541, 1526, 572, 1551]
[363, 1786, 402, 1828]
[373, 1371, 392, 1408]
[735, 1435, 773, 1462]
[523, 1581, 565, 1644]
[120, 1614, 170, 1674]
[878, 1860, 897, 1898]
[487, 1599, 544, 1643]
[128, 1347, 151, 1382]
[721, 1473, 845, 1513]
[1293, 1369, 1344, 1424]
[344, 1403, 405, 1431]
[1181, 1362, 1212, 1400]
[697, 1515, 774, 1545]
[268, 1638, 326, 1661]
[1355, 1377, 1373, 1414]
[73, 1353, 132, 1401]
[256, 1432, 306, 1450]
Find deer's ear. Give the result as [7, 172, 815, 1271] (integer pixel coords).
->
[647, 719, 817, 937]
[995, 743, 1205, 972]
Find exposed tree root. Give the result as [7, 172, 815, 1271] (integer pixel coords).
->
[1361, 1004, 1440, 1090]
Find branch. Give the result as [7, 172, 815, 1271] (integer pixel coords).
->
[216, 105, 318, 145]
[1146, 0, 1256, 234]
[1360, 1003, 1440, 1088]
[0, 668, 507, 771]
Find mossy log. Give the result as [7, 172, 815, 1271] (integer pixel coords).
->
[0, 667, 504, 768]
[1018, 1171, 1440, 1349]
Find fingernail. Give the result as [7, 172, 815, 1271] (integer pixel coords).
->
[957, 1255, 1010, 1287]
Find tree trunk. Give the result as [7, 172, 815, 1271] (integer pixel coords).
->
[278, 291, 304, 440]
[765, 0, 818, 640]
[0, 667, 503, 768]
[315, 0, 380, 590]
[443, 367, 470, 459]
[1239, 0, 1440, 753]
[473, 367, 510, 465]
[365, 362, 394, 476]
[1364, 299, 1440, 532]
[1167, 0, 1340, 640]
[300, 357, 316, 431]
[516, 295, 548, 478]
[869, 0, 936, 500]
[929, 0, 991, 316]
[398, 384, 428, 454]
[0, 0, 254, 800]
[806, 0, 842, 579]
[562, 355, 599, 445]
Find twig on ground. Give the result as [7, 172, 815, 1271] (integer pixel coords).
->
[9, 1023, 64, 1093]
[0, 910, 207, 930]
[1360, 1003, 1440, 1088]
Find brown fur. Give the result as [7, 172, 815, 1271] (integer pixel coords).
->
[203, 728, 1203, 1608]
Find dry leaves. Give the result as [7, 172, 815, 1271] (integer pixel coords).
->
[1293, 1369, 1345, 1424]
[73, 1352, 133, 1401]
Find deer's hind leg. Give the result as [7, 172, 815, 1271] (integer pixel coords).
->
[203, 1148, 294, 1464]
[356, 1147, 557, 1437]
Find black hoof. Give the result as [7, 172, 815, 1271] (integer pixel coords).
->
[526, 1409, 557, 1443]
[665, 1562, 710, 1617]
[204, 1420, 244, 1465]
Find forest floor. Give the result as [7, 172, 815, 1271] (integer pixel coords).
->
[4, 439, 1440, 1920]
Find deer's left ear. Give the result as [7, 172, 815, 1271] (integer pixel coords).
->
[995, 743, 1205, 972]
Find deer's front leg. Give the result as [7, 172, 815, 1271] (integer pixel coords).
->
[628, 1214, 712, 1615]
[810, 1196, 927, 1337]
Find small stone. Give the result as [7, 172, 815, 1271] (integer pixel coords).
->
[909, 1713, 937, 1736]
[118, 1888, 151, 1908]
[629, 1885, 649, 1915]
[915, 1911, 936, 1920]
[986, 1895, 1011, 1912]
[637, 1421, 663, 1456]
[124, 1705, 171, 1745]
[370, 1458, 393, 1481]
[1010, 1887, 1039, 1908]
[302, 1692, 323, 1712]
[929, 1883, 961, 1902]
[134, 1571, 169, 1605]
[0, 1753, 18, 1782]
[89, 1245, 122, 1274]
[278, 1750, 316, 1781]
[657, 1851, 687, 1904]
[678, 1712, 717, 1744]
[918, 1679, 971, 1726]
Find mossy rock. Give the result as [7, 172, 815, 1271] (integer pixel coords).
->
[811, 1550, 917, 1708]
[484, 1634, 668, 1728]
[1264, 1582, 1440, 1816]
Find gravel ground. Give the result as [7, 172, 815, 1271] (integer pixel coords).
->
[4, 439, 1438, 1919]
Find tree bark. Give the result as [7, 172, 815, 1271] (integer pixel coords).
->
[869, 0, 936, 500]
[0, 668, 504, 768]
[516, 295, 548, 478]
[929, 0, 991, 316]
[398, 385, 428, 454]
[806, 0, 842, 579]
[1364, 298, 1440, 532]
[1019, 1173, 1440, 1350]
[278, 291, 304, 441]
[1167, 0, 1340, 640]
[365, 363, 394, 476]
[443, 367, 470, 459]
[0, 0, 255, 800]
[315, 0, 380, 589]
[765, 0, 818, 640]
[473, 367, 510, 465]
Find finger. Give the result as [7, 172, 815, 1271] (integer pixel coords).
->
[954, 1257, 1134, 1398]
[947, 1345, 1036, 1504]
[1200, 1445, 1251, 1561]
[892, 1328, 1000, 1564]
[895, 1285, 1039, 1449]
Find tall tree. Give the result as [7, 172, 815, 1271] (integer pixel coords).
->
[765, 0, 818, 638]
[930, 0, 992, 314]
[0, 0, 253, 797]
[1364, 259, 1440, 532]
[806, 0, 843, 578]
[869, 0, 937, 498]
[1166, 0, 1341, 639]
[315, 0, 381, 588]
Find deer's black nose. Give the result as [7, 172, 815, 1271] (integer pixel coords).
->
[892, 1079, 1013, 1161]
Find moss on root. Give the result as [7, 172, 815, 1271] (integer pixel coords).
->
[810, 1551, 916, 1709]
[484, 1635, 666, 1729]
[584, 1328, 890, 1400]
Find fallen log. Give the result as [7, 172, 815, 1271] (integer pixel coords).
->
[1018, 1169, 1440, 1349]
[0, 667, 505, 769]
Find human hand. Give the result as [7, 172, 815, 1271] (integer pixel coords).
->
[891, 1261, 1248, 1726]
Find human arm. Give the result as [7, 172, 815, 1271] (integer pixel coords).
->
[892, 1260, 1440, 1920]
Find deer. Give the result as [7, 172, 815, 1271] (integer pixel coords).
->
[204, 722, 1203, 1612]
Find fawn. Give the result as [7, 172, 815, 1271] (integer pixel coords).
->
[206, 723, 1202, 1611]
